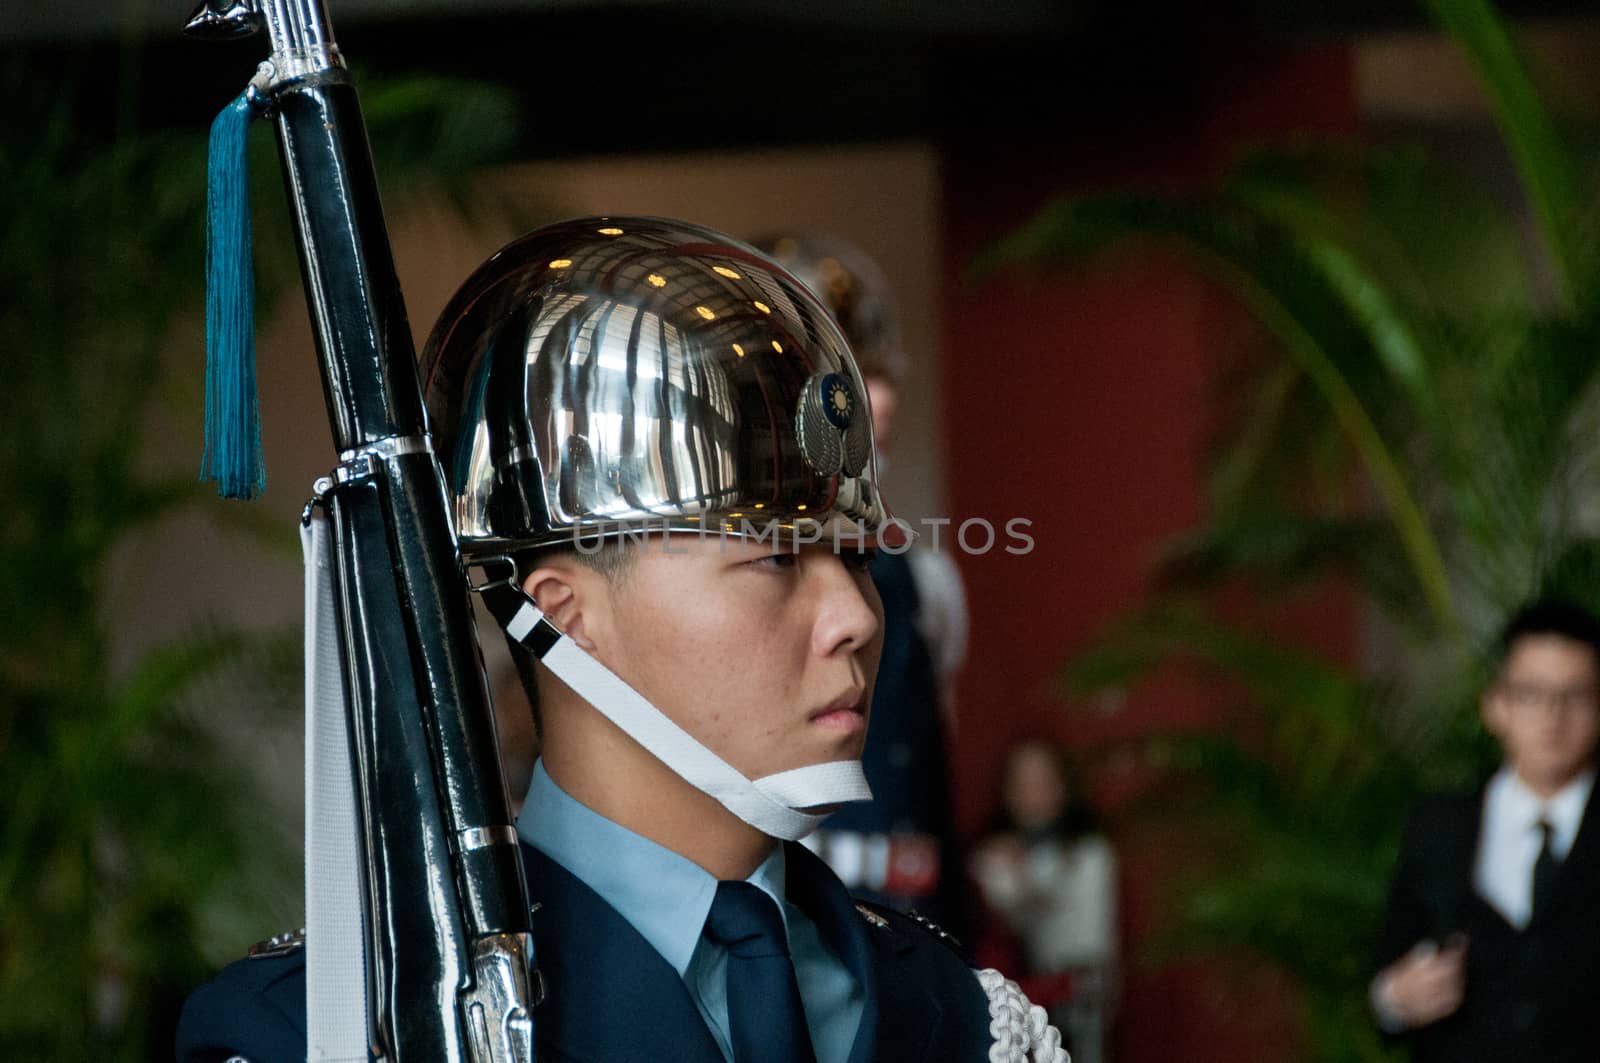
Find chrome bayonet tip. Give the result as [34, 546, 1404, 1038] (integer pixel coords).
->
[184, 0, 263, 39]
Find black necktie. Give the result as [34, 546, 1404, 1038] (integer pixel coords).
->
[702, 881, 817, 1063]
[1531, 819, 1560, 921]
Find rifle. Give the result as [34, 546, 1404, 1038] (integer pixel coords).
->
[185, 2, 538, 1059]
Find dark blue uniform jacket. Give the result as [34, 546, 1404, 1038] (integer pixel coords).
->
[177, 841, 994, 1062]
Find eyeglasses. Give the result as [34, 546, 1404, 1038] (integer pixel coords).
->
[1496, 682, 1600, 715]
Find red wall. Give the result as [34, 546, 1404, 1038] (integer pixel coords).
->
[940, 44, 1359, 1063]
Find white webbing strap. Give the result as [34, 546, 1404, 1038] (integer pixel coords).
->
[302, 512, 373, 1062]
[496, 590, 871, 840]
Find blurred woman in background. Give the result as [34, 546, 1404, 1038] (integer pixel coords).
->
[972, 738, 1119, 1063]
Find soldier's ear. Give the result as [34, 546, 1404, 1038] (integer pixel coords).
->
[520, 566, 599, 652]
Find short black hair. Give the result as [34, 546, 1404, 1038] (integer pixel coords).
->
[513, 536, 637, 586]
[1498, 598, 1600, 670]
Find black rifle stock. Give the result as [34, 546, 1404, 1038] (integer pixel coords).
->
[186, 3, 538, 1059]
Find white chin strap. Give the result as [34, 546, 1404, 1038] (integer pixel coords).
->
[482, 579, 871, 840]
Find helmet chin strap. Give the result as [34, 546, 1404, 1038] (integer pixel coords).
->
[479, 579, 872, 841]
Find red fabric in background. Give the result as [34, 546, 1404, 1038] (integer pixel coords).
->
[939, 44, 1359, 1063]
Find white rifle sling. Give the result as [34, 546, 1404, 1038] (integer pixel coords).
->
[302, 511, 374, 1061]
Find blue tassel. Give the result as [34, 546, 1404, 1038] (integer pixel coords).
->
[201, 90, 265, 500]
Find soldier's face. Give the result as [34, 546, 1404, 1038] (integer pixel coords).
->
[585, 534, 884, 783]
[1484, 633, 1600, 796]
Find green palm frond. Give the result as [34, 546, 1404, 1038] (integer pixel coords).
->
[1066, 607, 1372, 738]
[1158, 516, 1426, 630]
[1425, 0, 1585, 308]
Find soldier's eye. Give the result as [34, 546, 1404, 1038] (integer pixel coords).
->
[750, 552, 798, 570]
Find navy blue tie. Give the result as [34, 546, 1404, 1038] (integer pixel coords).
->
[702, 881, 817, 1063]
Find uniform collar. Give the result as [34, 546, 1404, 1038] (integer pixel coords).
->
[516, 759, 789, 976]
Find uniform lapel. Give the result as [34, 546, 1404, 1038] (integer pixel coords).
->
[859, 925, 945, 1063]
[784, 842, 880, 1062]
[784, 842, 949, 1063]
[1447, 787, 1498, 934]
[523, 843, 724, 1063]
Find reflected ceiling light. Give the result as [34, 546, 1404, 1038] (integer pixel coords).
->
[771, 340, 783, 353]
[548, 258, 573, 269]
[753, 300, 771, 314]
[732, 343, 745, 358]
[712, 266, 741, 279]
[597, 227, 624, 236]
[695, 305, 716, 320]
[753, 503, 765, 510]
[729, 512, 744, 518]
[796, 504, 808, 511]
[647, 273, 667, 288]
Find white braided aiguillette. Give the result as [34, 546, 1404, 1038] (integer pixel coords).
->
[976, 968, 1069, 1063]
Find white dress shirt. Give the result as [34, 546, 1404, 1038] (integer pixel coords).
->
[1473, 767, 1594, 929]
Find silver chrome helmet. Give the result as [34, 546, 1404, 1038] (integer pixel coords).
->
[421, 216, 892, 555]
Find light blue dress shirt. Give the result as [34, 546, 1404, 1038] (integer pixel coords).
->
[517, 760, 864, 1062]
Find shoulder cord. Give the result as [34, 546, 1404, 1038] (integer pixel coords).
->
[975, 968, 1070, 1063]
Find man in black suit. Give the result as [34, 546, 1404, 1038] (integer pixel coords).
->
[1371, 600, 1600, 1062]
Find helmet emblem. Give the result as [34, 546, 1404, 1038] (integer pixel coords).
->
[797, 370, 868, 476]
[821, 373, 855, 429]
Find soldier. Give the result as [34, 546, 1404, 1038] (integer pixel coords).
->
[177, 217, 1063, 1062]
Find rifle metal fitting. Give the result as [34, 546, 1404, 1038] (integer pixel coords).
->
[301, 490, 330, 527]
[333, 458, 375, 486]
[339, 433, 435, 465]
[247, 926, 307, 959]
[260, 0, 346, 83]
[463, 932, 541, 1063]
[245, 60, 278, 116]
[331, 434, 435, 485]
[457, 825, 518, 853]
[184, 0, 344, 83]
[466, 556, 520, 594]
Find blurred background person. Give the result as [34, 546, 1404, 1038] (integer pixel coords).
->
[972, 737, 1118, 1063]
[1370, 601, 1600, 1062]
[756, 231, 972, 935]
